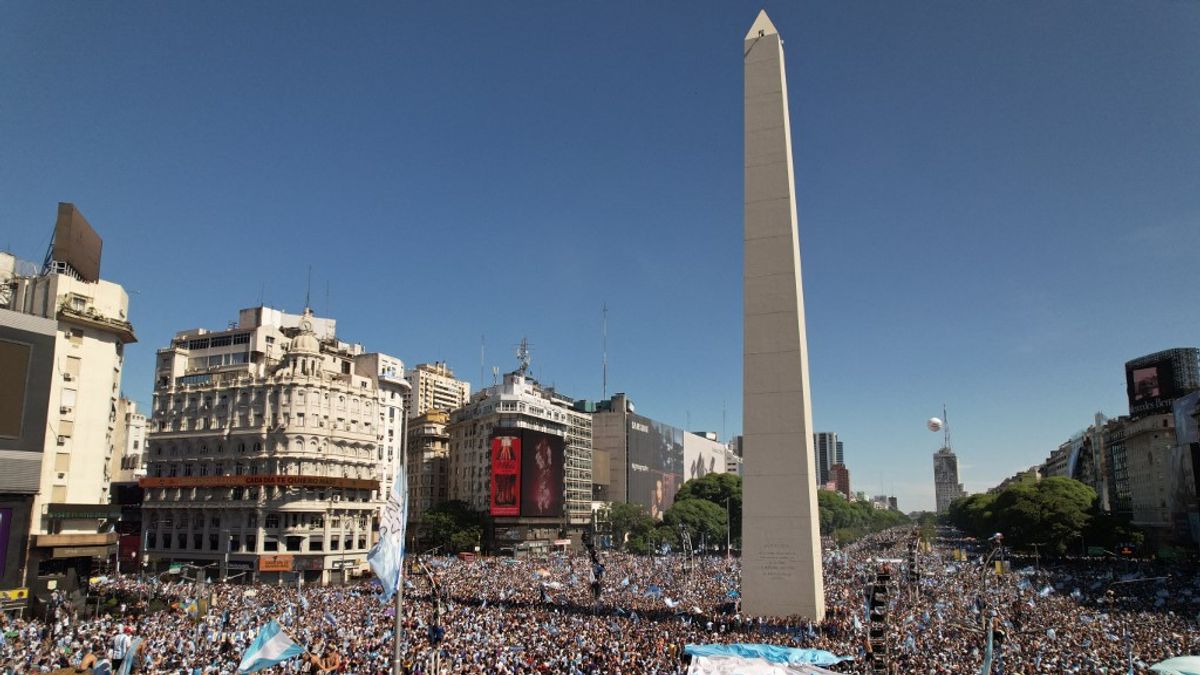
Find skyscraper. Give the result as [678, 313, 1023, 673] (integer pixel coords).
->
[812, 432, 838, 485]
[741, 9, 825, 620]
[933, 447, 965, 514]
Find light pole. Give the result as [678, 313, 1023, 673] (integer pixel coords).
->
[724, 497, 731, 558]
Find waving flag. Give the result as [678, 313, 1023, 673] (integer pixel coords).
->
[116, 637, 143, 675]
[368, 463, 409, 601]
[237, 620, 304, 673]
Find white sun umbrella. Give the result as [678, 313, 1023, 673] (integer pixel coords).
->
[1151, 656, 1200, 675]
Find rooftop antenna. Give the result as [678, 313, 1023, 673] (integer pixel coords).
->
[943, 403, 951, 450]
[602, 302, 608, 399]
[515, 337, 532, 376]
[492, 366, 499, 386]
[722, 400, 727, 441]
[304, 265, 312, 311]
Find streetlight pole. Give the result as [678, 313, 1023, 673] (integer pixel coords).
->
[724, 497, 731, 558]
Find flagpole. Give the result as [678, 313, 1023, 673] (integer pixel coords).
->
[392, 569, 404, 675]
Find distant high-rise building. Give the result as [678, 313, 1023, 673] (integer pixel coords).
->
[403, 362, 470, 419]
[406, 409, 449, 526]
[813, 432, 838, 486]
[933, 447, 965, 514]
[835, 440, 844, 466]
[829, 463, 851, 500]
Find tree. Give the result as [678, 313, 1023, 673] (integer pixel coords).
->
[674, 473, 742, 544]
[421, 500, 483, 553]
[608, 502, 657, 553]
[662, 499, 727, 552]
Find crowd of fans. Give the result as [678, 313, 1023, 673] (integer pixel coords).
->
[0, 530, 1196, 674]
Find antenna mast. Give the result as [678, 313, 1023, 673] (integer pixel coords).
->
[516, 337, 532, 376]
[943, 403, 951, 450]
[602, 303, 608, 399]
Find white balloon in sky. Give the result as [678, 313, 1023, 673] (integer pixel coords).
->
[927, 417, 944, 432]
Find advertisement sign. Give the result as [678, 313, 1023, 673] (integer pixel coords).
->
[683, 433, 726, 482]
[520, 430, 565, 518]
[627, 415, 684, 519]
[51, 203, 103, 284]
[1126, 357, 1180, 417]
[258, 555, 294, 572]
[490, 430, 521, 517]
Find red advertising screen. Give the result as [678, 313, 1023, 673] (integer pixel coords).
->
[490, 431, 521, 516]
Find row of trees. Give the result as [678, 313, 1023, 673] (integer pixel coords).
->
[416, 472, 915, 555]
[946, 476, 1143, 555]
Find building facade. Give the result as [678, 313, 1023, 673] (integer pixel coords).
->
[406, 409, 450, 525]
[109, 398, 148, 483]
[0, 205, 136, 593]
[447, 369, 592, 552]
[403, 362, 470, 420]
[142, 306, 398, 583]
[829, 463, 851, 500]
[933, 447, 965, 514]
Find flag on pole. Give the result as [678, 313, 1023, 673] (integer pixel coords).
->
[367, 462, 408, 602]
[237, 620, 305, 673]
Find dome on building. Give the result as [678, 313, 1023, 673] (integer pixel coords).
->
[289, 310, 321, 355]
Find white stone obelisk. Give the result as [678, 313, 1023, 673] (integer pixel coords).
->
[741, 9, 825, 621]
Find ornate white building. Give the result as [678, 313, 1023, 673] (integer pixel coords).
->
[143, 306, 406, 583]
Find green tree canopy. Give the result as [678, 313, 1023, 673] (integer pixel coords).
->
[946, 477, 1113, 555]
[421, 500, 483, 553]
[662, 498, 728, 552]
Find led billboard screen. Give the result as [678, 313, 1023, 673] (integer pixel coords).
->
[520, 430, 564, 518]
[490, 429, 522, 517]
[627, 415, 684, 519]
[1126, 359, 1178, 417]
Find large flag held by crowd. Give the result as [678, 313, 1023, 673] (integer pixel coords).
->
[237, 620, 305, 673]
[684, 643, 848, 675]
[368, 461, 409, 601]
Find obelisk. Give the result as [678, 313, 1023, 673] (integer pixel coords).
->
[741, 9, 825, 620]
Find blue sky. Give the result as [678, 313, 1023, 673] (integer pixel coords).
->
[2, 2, 1198, 511]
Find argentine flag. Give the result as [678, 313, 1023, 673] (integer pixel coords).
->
[368, 463, 408, 601]
[237, 620, 304, 673]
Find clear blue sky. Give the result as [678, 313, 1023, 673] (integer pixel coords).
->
[2, 2, 1198, 511]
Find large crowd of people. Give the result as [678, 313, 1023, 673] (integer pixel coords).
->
[1, 530, 1196, 674]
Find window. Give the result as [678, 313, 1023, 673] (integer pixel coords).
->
[68, 328, 84, 345]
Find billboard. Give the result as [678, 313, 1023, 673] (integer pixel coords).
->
[684, 432, 726, 482]
[520, 430, 564, 518]
[627, 415, 684, 519]
[489, 429, 521, 517]
[1126, 358, 1179, 417]
[51, 203, 102, 283]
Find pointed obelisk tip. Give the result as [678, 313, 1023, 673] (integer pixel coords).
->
[745, 9, 778, 41]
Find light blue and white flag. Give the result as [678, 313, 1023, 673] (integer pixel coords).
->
[116, 637, 143, 675]
[368, 463, 409, 601]
[323, 611, 337, 627]
[237, 620, 305, 673]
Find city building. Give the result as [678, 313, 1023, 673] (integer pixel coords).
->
[109, 398, 148, 483]
[1124, 413, 1175, 533]
[1170, 392, 1200, 544]
[142, 305, 401, 583]
[1103, 416, 1132, 517]
[829, 463, 851, 500]
[933, 447, 965, 514]
[0, 204, 136, 595]
[813, 432, 838, 486]
[725, 445, 744, 477]
[447, 352, 592, 554]
[406, 409, 450, 526]
[354, 353, 409, 499]
[404, 362, 470, 419]
[592, 393, 731, 520]
[987, 467, 1041, 495]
